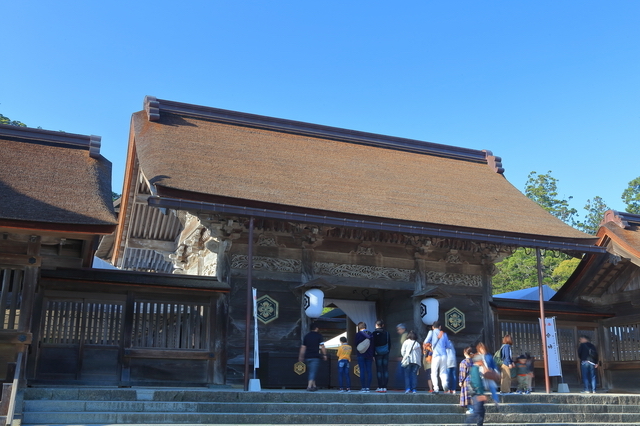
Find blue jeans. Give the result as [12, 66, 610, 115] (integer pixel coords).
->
[466, 395, 486, 425]
[375, 354, 389, 388]
[338, 360, 351, 389]
[306, 358, 320, 382]
[447, 367, 457, 391]
[404, 363, 419, 391]
[581, 361, 596, 392]
[487, 378, 499, 403]
[358, 356, 373, 389]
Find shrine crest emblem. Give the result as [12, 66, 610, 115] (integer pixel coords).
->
[256, 295, 279, 324]
[444, 307, 465, 334]
[294, 361, 306, 375]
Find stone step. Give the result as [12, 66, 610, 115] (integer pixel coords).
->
[20, 411, 640, 425]
[22, 400, 640, 414]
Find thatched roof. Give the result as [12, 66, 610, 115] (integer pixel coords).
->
[0, 125, 117, 231]
[129, 97, 597, 249]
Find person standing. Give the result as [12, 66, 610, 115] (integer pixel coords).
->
[498, 334, 514, 394]
[336, 336, 352, 392]
[401, 330, 422, 393]
[446, 339, 457, 394]
[514, 355, 529, 394]
[373, 320, 391, 393]
[298, 322, 327, 392]
[423, 321, 450, 393]
[466, 354, 487, 426]
[355, 322, 374, 392]
[394, 323, 409, 390]
[578, 335, 599, 393]
[459, 347, 474, 414]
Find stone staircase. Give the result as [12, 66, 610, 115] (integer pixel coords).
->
[19, 388, 640, 426]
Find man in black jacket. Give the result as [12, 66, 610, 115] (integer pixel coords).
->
[577, 335, 598, 393]
[372, 320, 391, 393]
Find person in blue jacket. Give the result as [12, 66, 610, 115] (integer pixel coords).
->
[499, 334, 515, 394]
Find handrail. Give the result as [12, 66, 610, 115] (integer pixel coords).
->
[5, 351, 23, 426]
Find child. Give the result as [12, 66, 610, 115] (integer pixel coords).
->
[459, 346, 474, 414]
[467, 354, 487, 426]
[515, 355, 529, 394]
[525, 353, 535, 394]
[337, 336, 352, 392]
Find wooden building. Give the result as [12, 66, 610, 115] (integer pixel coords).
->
[552, 210, 640, 392]
[0, 124, 117, 404]
[0, 123, 230, 396]
[100, 96, 604, 388]
[490, 210, 640, 393]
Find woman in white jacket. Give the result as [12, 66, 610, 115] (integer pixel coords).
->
[401, 330, 423, 393]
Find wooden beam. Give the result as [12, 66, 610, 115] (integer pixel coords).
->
[123, 348, 213, 360]
[127, 238, 176, 252]
[0, 253, 40, 267]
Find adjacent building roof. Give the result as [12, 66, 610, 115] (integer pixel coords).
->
[494, 285, 556, 301]
[0, 124, 117, 233]
[120, 97, 601, 255]
[553, 210, 640, 301]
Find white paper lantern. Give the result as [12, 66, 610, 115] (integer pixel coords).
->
[304, 288, 324, 318]
[420, 298, 439, 325]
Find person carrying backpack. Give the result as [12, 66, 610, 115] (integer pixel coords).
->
[496, 334, 515, 394]
[355, 322, 374, 392]
[578, 335, 599, 393]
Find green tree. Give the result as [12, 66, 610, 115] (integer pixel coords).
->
[621, 177, 640, 215]
[112, 192, 121, 202]
[575, 196, 609, 235]
[493, 170, 580, 295]
[524, 171, 578, 225]
[0, 113, 27, 127]
[492, 248, 571, 293]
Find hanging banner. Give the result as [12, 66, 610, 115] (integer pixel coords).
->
[253, 287, 260, 370]
[539, 317, 562, 377]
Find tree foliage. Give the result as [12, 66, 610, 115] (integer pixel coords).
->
[524, 171, 577, 225]
[493, 171, 581, 295]
[621, 176, 640, 215]
[0, 113, 27, 127]
[575, 196, 609, 235]
[492, 249, 572, 294]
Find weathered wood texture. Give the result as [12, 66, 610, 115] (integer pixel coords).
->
[29, 278, 226, 387]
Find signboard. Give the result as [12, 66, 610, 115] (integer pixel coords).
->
[539, 317, 562, 377]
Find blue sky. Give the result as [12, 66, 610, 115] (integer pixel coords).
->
[2, 1, 639, 219]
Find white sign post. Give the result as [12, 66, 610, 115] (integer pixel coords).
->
[249, 287, 261, 391]
[540, 317, 563, 378]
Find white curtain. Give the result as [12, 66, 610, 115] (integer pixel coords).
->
[324, 298, 377, 331]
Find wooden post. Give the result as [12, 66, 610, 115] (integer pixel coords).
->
[536, 248, 551, 394]
[243, 217, 254, 391]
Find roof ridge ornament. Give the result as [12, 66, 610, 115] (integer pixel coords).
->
[483, 150, 505, 174]
[602, 209, 640, 229]
[89, 135, 101, 158]
[144, 95, 160, 121]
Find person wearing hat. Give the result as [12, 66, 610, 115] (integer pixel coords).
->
[467, 354, 487, 426]
[394, 323, 408, 389]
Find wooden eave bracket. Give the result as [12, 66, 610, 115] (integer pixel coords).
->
[482, 150, 505, 174]
[144, 95, 160, 121]
[411, 285, 452, 299]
